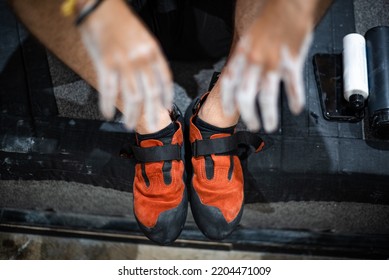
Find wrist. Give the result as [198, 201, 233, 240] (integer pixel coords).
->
[63, 0, 128, 25]
[276, 0, 318, 18]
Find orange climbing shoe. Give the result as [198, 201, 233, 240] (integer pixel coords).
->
[185, 92, 264, 240]
[130, 106, 187, 245]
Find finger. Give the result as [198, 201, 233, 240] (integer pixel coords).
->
[97, 67, 119, 120]
[138, 65, 160, 131]
[154, 54, 174, 109]
[120, 69, 143, 130]
[283, 63, 306, 115]
[258, 71, 281, 132]
[280, 32, 312, 115]
[236, 64, 261, 131]
[299, 32, 314, 60]
[281, 46, 306, 115]
[221, 52, 247, 116]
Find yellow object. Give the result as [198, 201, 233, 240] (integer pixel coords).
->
[61, 0, 77, 16]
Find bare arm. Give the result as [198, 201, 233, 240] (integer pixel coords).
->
[7, 0, 173, 132]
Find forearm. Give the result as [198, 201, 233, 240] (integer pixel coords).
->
[271, 0, 333, 26]
[313, 0, 333, 25]
[276, 0, 332, 18]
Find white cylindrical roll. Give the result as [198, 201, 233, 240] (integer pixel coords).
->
[342, 33, 369, 102]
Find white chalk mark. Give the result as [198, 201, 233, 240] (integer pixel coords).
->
[221, 53, 247, 116]
[259, 71, 281, 132]
[237, 65, 262, 131]
[97, 67, 119, 119]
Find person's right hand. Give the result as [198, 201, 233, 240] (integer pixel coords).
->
[79, 0, 173, 131]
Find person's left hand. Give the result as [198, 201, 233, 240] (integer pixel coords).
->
[220, 0, 316, 132]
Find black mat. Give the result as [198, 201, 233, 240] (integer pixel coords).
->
[1, 0, 389, 206]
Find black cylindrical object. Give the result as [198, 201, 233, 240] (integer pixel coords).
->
[365, 26, 389, 139]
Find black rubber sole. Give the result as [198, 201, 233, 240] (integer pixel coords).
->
[135, 189, 188, 245]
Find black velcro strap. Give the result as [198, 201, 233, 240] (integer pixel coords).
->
[131, 144, 181, 163]
[192, 131, 263, 157]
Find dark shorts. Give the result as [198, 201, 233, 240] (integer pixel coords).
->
[128, 0, 235, 60]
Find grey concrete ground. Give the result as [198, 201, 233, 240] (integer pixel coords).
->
[1, 0, 389, 259]
[1, 180, 389, 235]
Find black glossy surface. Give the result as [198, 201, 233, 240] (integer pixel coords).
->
[313, 54, 365, 122]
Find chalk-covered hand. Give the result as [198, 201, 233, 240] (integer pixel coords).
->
[79, 0, 173, 130]
[221, 0, 316, 132]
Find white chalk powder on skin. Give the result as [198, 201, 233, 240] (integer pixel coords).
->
[127, 44, 153, 61]
[259, 71, 281, 132]
[221, 31, 313, 132]
[280, 32, 313, 115]
[221, 53, 247, 116]
[98, 68, 119, 119]
[237, 65, 262, 131]
[121, 73, 142, 130]
[81, 21, 174, 131]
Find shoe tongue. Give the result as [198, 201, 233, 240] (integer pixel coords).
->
[137, 122, 176, 146]
[194, 117, 235, 139]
